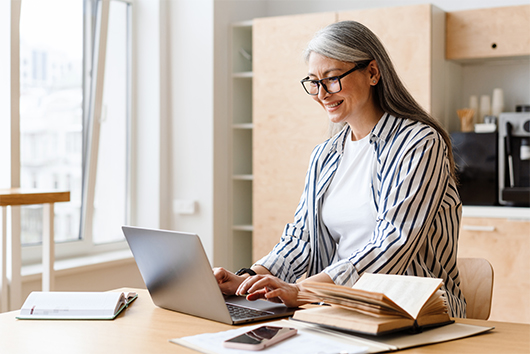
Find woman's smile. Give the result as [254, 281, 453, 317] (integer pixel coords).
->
[325, 100, 344, 110]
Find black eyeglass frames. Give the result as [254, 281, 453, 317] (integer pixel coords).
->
[300, 61, 371, 96]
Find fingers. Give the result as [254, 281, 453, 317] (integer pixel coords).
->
[235, 274, 276, 296]
[245, 288, 268, 301]
[235, 275, 299, 306]
[213, 267, 228, 284]
[213, 267, 241, 296]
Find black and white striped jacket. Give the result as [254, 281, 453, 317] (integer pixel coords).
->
[255, 113, 466, 317]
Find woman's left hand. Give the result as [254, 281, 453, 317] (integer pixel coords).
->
[235, 274, 303, 308]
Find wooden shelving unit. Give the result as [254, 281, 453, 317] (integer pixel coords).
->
[229, 21, 253, 270]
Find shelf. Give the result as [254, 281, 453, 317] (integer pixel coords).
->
[233, 123, 253, 130]
[232, 20, 253, 28]
[232, 225, 254, 232]
[233, 174, 253, 181]
[233, 72, 253, 79]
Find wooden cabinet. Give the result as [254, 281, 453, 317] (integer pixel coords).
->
[446, 5, 530, 60]
[252, 5, 446, 262]
[252, 12, 335, 262]
[459, 217, 530, 323]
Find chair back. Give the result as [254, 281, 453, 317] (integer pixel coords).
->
[458, 257, 494, 320]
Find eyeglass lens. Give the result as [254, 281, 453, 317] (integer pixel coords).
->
[303, 77, 341, 95]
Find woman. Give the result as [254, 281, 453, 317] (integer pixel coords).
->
[214, 21, 466, 317]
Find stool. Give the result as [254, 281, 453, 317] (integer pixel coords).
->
[0, 188, 70, 312]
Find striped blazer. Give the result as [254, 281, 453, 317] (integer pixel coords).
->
[255, 113, 466, 317]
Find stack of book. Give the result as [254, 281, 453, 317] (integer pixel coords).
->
[294, 273, 453, 336]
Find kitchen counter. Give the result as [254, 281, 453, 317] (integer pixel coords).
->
[462, 206, 530, 220]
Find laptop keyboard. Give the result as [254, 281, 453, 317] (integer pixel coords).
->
[226, 303, 274, 320]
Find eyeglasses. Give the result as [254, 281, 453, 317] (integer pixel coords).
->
[300, 61, 371, 96]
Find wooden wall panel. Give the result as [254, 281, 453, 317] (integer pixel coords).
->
[338, 4, 433, 113]
[459, 217, 530, 323]
[252, 13, 336, 261]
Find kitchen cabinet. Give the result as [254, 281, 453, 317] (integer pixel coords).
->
[252, 4, 445, 262]
[446, 5, 530, 60]
[459, 217, 530, 323]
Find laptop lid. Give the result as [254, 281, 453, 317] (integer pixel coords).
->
[122, 226, 297, 324]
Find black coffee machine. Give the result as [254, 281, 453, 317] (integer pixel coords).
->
[451, 132, 498, 206]
[498, 112, 530, 206]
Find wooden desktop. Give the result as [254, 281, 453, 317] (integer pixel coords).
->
[0, 288, 529, 354]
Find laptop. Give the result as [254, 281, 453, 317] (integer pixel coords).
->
[122, 226, 298, 324]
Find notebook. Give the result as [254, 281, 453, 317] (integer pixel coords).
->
[122, 226, 298, 325]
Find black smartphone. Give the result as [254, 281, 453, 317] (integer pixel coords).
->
[223, 326, 298, 351]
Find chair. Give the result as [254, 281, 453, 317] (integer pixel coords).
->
[458, 257, 494, 320]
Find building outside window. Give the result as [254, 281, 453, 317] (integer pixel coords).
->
[14, 0, 132, 264]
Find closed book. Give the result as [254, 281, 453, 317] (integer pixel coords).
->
[17, 291, 138, 320]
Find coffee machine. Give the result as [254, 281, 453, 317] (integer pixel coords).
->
[498, 112, 530, 206]
[451, 131, 497, 206]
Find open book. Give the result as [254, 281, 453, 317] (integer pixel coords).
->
[293, 273, 453, 336]
[17, 291, 138, 320]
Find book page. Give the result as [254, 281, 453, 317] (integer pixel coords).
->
[300, 282, 404, 314]
[353, 274, 443, 319]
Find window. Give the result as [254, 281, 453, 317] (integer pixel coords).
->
[14, 0, 132, 264]
[20, 0, 84, 245]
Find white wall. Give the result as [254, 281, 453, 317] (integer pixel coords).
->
[261, 0, 530, 15]
[133, 0, 163, 230]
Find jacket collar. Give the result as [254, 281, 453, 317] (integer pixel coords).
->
[370, 113, 400, 143]
[329, 113, 398, 154]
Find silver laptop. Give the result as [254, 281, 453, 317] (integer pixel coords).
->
[122, 226, 298, 324]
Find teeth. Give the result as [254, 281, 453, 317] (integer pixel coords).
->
[327, 101, 342, 108]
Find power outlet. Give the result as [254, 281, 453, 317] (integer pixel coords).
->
[173, 199, 196, 215]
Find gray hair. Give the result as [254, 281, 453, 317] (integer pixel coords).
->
[304, 21, 457, 179]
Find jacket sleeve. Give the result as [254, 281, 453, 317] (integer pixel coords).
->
[323, 131, 451, 286]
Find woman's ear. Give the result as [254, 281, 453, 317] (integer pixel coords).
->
[367, 60, 381, 86]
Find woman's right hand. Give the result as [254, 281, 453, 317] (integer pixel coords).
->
[213, 267, 245, 295]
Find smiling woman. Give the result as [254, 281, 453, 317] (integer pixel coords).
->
[215, 20, 466, 319]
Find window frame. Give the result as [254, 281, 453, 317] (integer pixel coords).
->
[16, 0, 134, 265]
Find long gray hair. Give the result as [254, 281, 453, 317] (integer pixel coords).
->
[304, 21, 457, 179]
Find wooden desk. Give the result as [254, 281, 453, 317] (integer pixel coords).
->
[0, 188, 70, 312]
[0, 288, 529, 354]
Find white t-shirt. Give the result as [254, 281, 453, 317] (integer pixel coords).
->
[321, 133, 377, 261]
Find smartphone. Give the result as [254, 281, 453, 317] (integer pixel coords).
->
[223, 326, 297, 351]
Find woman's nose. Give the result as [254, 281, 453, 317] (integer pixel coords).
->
[317, 85, 329, 100]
